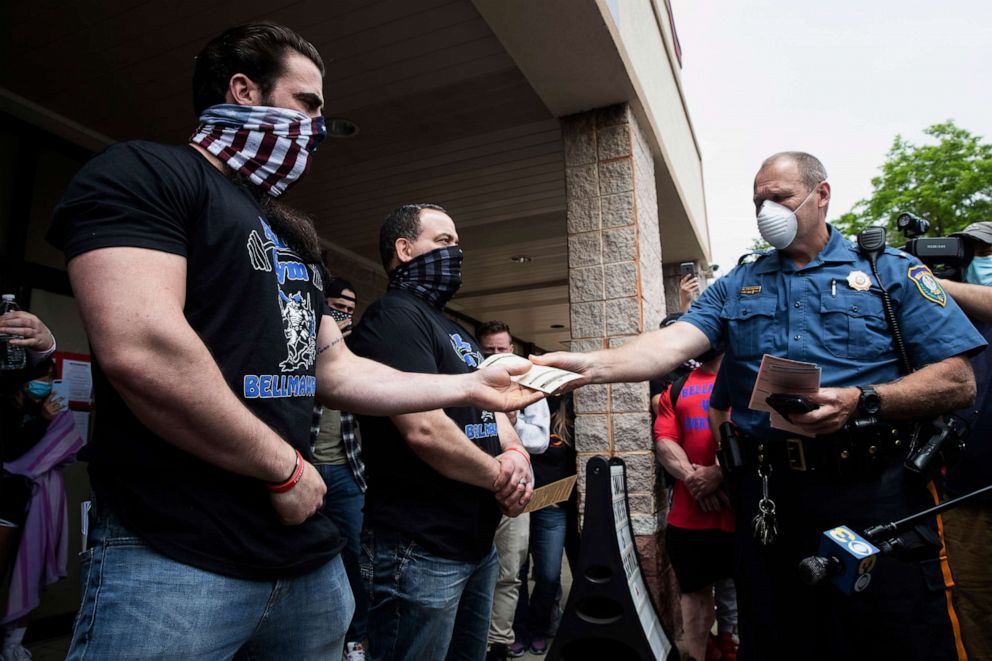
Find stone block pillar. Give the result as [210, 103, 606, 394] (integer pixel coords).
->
[562, 104, 679, 629]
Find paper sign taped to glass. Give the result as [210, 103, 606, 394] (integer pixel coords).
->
[479, 353, 583, 394]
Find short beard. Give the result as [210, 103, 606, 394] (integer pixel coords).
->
[225, 169, 322, 264]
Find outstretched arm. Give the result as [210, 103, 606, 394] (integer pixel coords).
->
[532, 321, 711, 387]
[315, 318, 545, 414]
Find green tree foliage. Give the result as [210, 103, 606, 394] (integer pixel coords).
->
[834, 121, 992, 238]
[749, 237, 771, 252]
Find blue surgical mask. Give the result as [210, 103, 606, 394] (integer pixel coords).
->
[964, 256, 992, 286]
[26, 380, 53, 399]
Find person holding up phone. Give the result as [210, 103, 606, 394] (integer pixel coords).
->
[679, 262, 700, 313]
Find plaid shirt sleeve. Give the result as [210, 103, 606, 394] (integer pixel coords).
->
[340, 412, 367, 492]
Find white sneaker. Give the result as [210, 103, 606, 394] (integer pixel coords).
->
[343, 642, 365, 661]
[0, 644, 33, 661]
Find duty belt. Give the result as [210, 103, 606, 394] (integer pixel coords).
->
[741, 422, 915, 479]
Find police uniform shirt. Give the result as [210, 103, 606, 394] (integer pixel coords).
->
[682, 225, 987, 440]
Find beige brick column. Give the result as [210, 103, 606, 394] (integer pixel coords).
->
[562, 104, 678, 627]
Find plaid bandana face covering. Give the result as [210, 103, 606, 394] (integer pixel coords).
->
[190, 104, 327, 197]
[388, 246, 464, 309]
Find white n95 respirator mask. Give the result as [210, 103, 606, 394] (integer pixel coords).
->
[756, 184, 821, 250]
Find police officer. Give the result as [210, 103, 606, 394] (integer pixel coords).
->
[535, 152, 985, 660]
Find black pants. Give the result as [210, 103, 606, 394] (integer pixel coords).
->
[730, 460, 962, 661]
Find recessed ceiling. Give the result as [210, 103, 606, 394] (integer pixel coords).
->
[1, 0, 573, 348]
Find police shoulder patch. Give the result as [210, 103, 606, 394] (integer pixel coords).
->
[908, 264, 946, 307]
[737, 250, 770, 266]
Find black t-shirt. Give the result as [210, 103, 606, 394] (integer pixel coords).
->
[49, 141, 342, 579]
[349, 289, 501, 562]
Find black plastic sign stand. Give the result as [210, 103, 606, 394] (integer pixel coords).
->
[548, 456, 677, 660]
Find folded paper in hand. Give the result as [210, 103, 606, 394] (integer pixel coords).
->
[748, 354, 821, 435]
[523, 475, 577, 513]
[479, 353, 583, 394]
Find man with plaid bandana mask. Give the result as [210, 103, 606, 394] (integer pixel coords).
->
[48, 24, 541, 661]
[349, 204, 534, 661]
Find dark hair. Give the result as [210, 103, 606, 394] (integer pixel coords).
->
[0, 357, 54, 394]
[378, 203, 447, 270]
[192, 23, 325, 116]
[477, 320, 511, 339]
[325, 277, 356, 300]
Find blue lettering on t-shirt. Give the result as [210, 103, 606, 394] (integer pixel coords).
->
[243, 375, 316, 398]
[682, 416, 710, 431]
[258, 218, 311, 285]
[464, 422, 499, 440]
[276, 260, 310, 284]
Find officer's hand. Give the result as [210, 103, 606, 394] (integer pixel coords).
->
[270, 461, 326, 525]
[790, 387, 860, 436]
[684, 463, 723, 498]
[529, 351, 593, 392]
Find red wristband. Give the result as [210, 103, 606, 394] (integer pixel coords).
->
[267, 449, 304, 494]
[504, 446, 531, 464]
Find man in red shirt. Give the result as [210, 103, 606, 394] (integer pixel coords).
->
[654, 350, 735, 661]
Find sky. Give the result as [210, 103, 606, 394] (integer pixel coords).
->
[669, 0, 992, 275]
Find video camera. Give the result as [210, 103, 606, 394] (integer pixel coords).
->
[897, 212, 972, 280]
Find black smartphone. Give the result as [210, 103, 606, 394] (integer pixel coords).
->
[766, 393, 819, 419]
[679, 262, 696, 279]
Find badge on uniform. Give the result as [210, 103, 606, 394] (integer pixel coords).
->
[740, 285, 762, 295]
[908, 264, 947, 306]
[846, 271, 871, 292]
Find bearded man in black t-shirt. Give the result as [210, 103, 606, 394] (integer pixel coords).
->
[349, 204, 535, 661]
[48, 24, 542, 661]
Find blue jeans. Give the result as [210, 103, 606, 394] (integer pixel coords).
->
[67, 504, 353, 660]
[361, 527, 499, 661]
[317, 463, 367, 644]
[513, 505, 567, 641]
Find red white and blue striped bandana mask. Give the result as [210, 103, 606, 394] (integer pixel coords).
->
[190, 104, 327, 197]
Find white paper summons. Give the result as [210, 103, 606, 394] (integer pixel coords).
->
[478, 353, 583, 394]
[748, 354, 821, 435]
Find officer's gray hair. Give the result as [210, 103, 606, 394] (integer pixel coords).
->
[761, 151, 828, 192]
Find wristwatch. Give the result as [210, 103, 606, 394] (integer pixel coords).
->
[857, 385, 882, 416]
